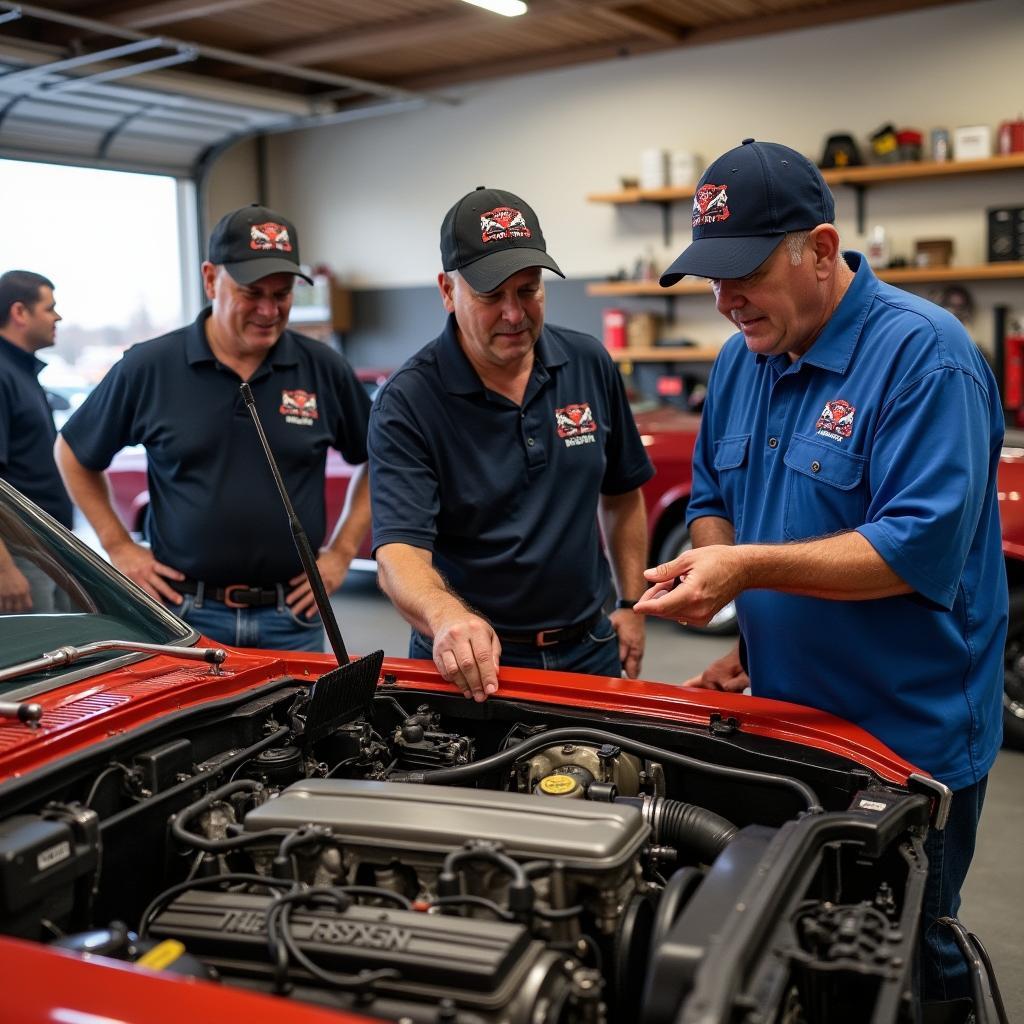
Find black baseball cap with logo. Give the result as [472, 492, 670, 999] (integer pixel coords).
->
[441, 186, 564, 292]
[208, 204, 314, 285]
[660, 139, 836, 284]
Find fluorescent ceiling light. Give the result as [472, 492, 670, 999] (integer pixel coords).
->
[461, 0, 528, 16]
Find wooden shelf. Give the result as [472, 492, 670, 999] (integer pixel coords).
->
[588, 263, 1024, 297]
[877, 262, 1024, 284]
[587, 153, 1024, 206]
[609, 346, 720, 363]
[587, 280, 712, 297]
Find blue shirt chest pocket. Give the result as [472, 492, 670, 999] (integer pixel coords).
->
[783, 434, 868, 541]
[713, 434, 750, 533]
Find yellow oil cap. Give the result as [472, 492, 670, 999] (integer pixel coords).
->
[538, 774, 579, 796]
[137, 939, 186, 971]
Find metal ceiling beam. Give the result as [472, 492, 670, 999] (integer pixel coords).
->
[96, 0, 264, 32]
[42, 47, 198, 94]
[263, 0, 659, 66]
[0, 1, 439, 103]
[0, 37, 166, 86]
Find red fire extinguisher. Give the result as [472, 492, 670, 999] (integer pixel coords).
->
[1004, 334, 1024, 413]
[603, 308, 626, 350]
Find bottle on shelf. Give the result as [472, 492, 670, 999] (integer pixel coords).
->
[867, 225, 890, 270]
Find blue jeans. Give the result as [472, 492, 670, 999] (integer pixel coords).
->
[171, 586, 324, 652]
[409, 614, 623, 676]
[919, 776, 988, 1003]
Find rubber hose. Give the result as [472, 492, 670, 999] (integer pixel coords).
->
[622, 796, 738, 862]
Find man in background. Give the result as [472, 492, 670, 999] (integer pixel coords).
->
[0, 269, 72, 612]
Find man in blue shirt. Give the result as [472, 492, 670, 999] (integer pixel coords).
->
[0, 269, 73, 613]
[369, 187, 653, 701]
[635, 139, 1005, 1009]
[56, 206, 371, 651]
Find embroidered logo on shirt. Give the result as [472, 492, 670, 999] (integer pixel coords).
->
[556, 403, 597, 447]
[692, 184, 730, 227]
[280, 389, 318, 426]
[250, 222, 293, 252]
[816, 399, 855, 441]
[480, 206, 532, 244]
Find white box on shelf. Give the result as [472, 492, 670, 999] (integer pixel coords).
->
[953, 125, 991, 161]
[640, 148, 668, 189]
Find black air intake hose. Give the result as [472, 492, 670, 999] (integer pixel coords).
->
[617, 795, 738, 862]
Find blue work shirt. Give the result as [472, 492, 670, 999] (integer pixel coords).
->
[688, 252, 1006, 788]
[0, 335, 73, 527]
[369, 316, 653, 633]
[61, 310, 371, 586]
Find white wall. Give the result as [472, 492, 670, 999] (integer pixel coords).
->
[262, 0, 1023, 350]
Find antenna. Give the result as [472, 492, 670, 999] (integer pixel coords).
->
[240, 383, 382, 737]
[239, 382, 348, 663]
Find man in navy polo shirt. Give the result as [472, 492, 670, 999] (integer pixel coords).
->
[369, 187, 653, 701]
[0, 269, 73, 612]
[56, 205, 371, 651]
[635, 139, 1005, 1010]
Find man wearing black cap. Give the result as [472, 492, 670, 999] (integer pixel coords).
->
[369, 187, 653, 700]
[55, 205, 372, 651]
[634, 139, 1005, 1009]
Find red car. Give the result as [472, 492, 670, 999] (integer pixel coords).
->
[0, 478, 1003, 1023]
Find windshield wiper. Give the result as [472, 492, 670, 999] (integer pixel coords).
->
[0, 640, 227, 695]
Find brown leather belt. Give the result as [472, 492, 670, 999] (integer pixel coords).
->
[170, 579, 284, 608]
[497, 610, 603, 648]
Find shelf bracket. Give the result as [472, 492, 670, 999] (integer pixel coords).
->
[659, 201, 672, 248]
[852, 184, 867, 235]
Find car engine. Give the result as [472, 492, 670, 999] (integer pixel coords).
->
[0, 672, 941, 1024]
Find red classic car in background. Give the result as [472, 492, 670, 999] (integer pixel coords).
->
[0, 477, 999, 1024]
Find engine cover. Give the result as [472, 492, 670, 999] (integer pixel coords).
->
[148, 889, 574, 1021]
[243, 778, 648, 871]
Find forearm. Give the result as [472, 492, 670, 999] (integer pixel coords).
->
[324, 462, 370, 559]
[736, 531, 911, 600]
[376, 543, 474, 637]
[599, 488, 648, 601]
[690, 515, 734, 548]
[53, 437, 132, 554]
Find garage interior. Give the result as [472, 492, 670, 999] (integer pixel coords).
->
[0, 0, 1021, 1018]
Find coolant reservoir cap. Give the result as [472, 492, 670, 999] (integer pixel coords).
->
[538, 773, 579, 796]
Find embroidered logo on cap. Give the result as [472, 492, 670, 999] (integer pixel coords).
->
[816, 399, 855, 441]
[251, 222, 293, 252]
[556, 403, 597, 448]
[692, 184, 730, 227]
[480, 206, 532, 244]
[280, 389, 318, 427]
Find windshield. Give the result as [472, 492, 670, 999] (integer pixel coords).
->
[0, 481, 192, 694]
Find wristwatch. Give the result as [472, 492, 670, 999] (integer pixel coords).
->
[614, 598, 637, 610]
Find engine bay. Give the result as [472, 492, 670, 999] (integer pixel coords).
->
[0, 667, 935, 1024]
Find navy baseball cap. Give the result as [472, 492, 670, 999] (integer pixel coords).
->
[441, 186, 564, 292]
[208, 204, 313, 285]
[660, 139, 835, 284]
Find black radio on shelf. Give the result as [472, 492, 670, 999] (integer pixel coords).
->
[987, 206, 1024, 262]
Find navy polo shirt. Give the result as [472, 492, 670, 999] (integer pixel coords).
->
[688, 252, 1006, 788]
[0, 335, 73, 527]
[61, 310, 371, 585]
[369, 316, 653, 633]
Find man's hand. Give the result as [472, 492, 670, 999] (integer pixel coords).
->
[683, 645, 749, 691]
[0, 563, 32, 613]
[610, 607, 644, 678]
[107, 540, 185, 604]
[287, 548, 352, 619]
[429, 612, 502, 703]
[634, 545, 745, 626]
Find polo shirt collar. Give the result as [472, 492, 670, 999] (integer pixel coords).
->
[434, 313, 570, 396]
[184, 307, 300, 369]
[0, 334, 46, 376]
[789, 250, 878, 375]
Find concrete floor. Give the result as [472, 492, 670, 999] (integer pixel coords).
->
[331, 571, 1023, 1019]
